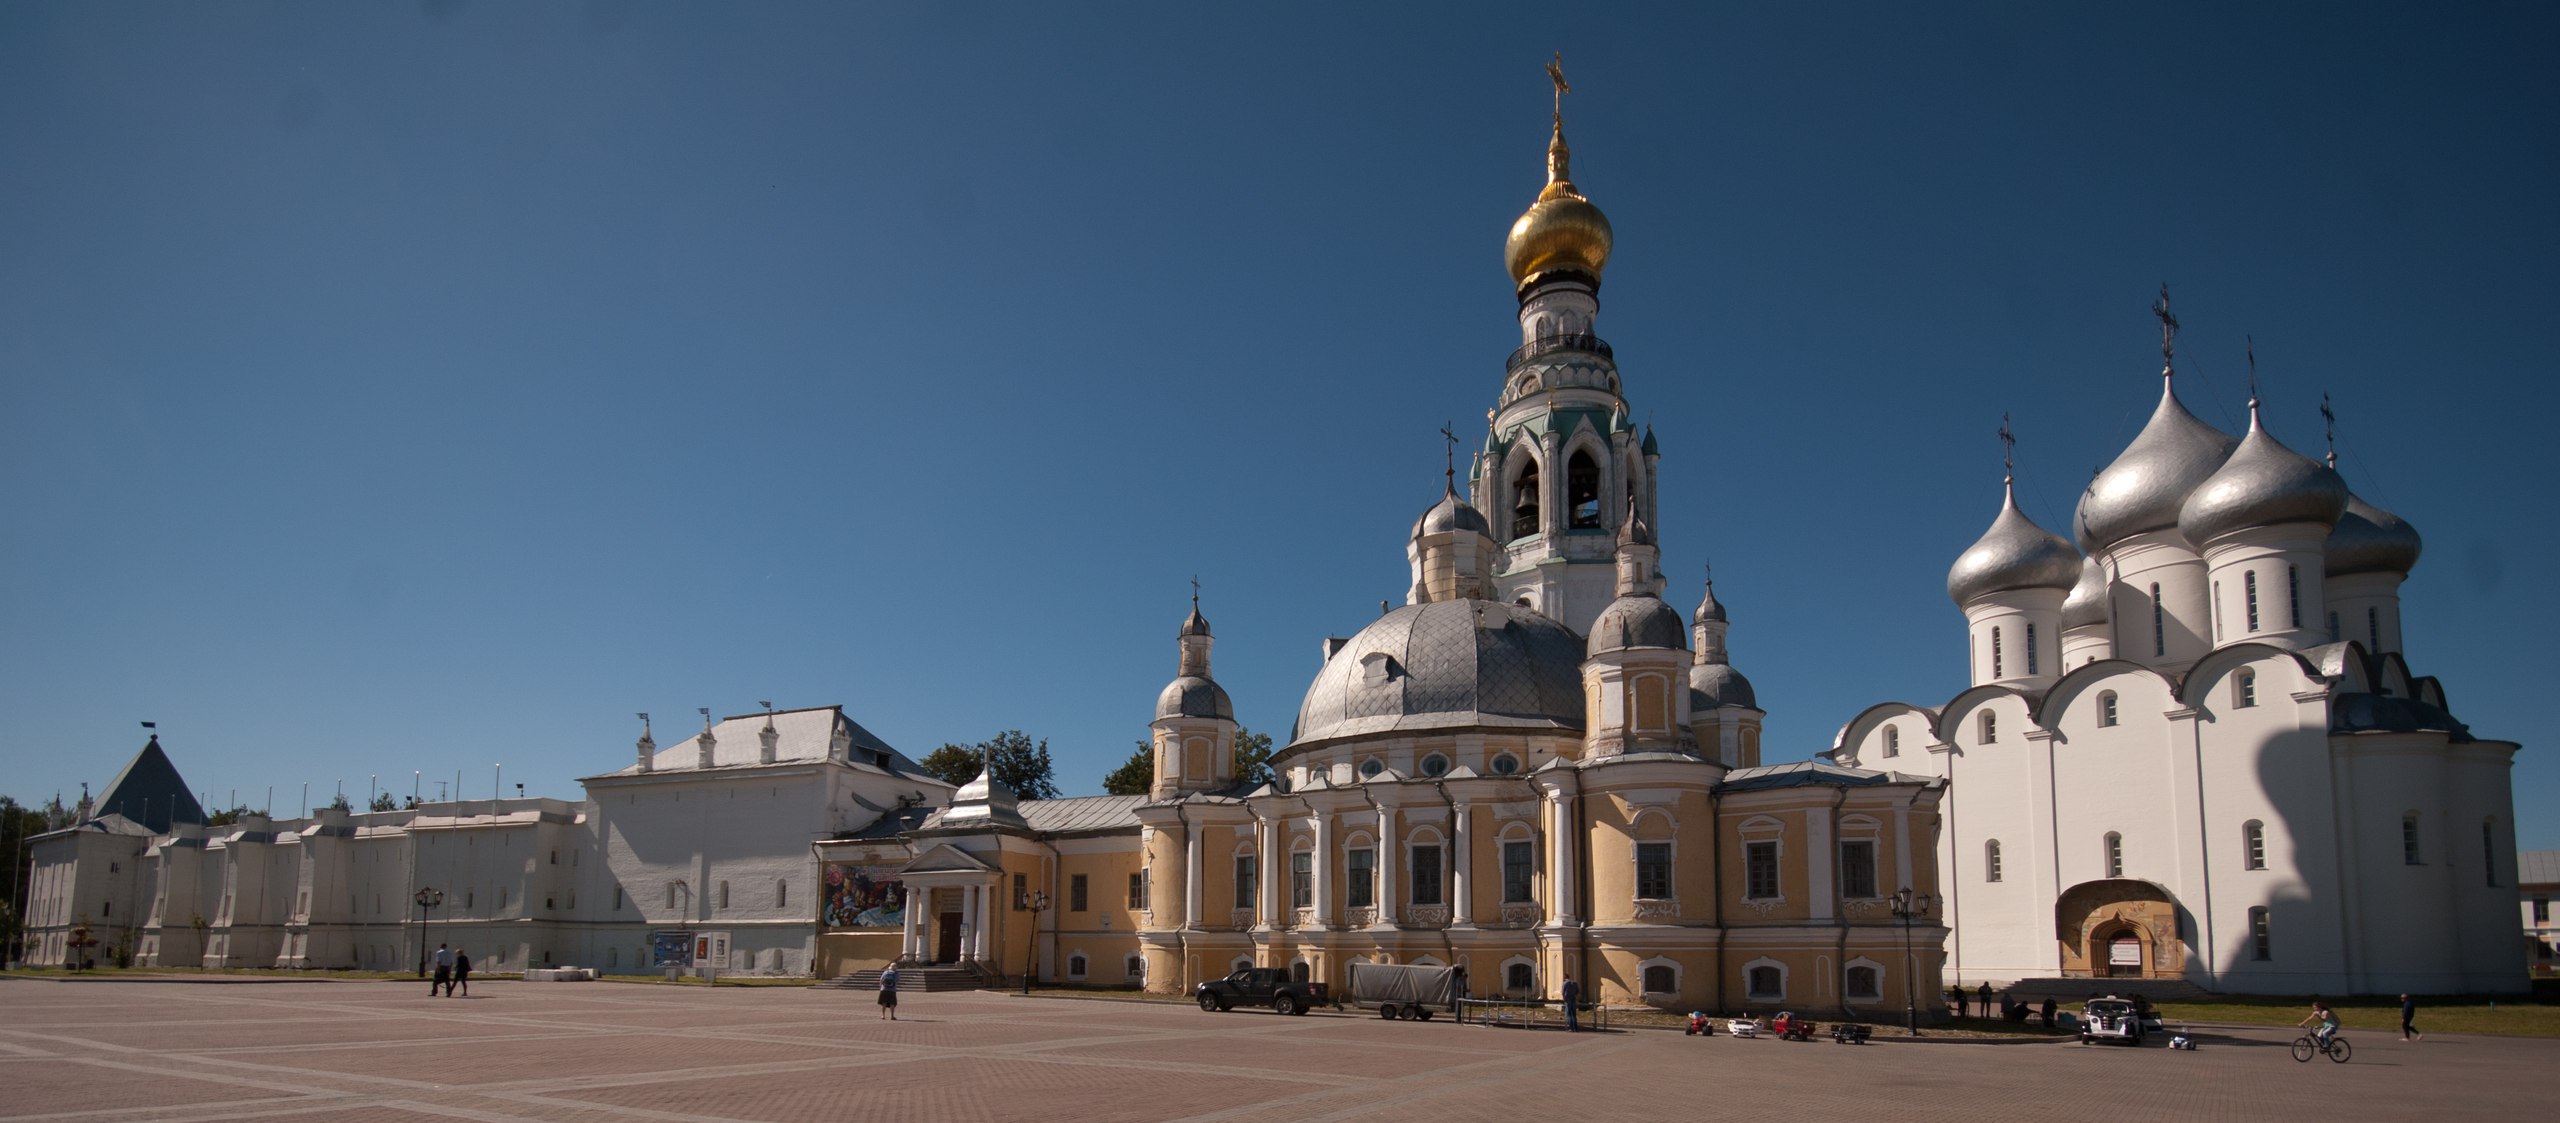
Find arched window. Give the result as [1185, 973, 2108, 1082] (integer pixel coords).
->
[1642, 963, 1677, 994]
[2104, 832, 2124, 878]
[1289, 959, 1307, 983]
[2244, 569, 2261, 632]
[1131, 956, 1148, 981]
[1745, 961, 1786, 1001]
[1844, 964, 1881, 1000]
[1882, 726, 1900, 757]
[1510, 457, 1541, 538]
[1068, 954, 1088, 978]
[1991, 625, 2004, 678]
[2249, 907, 2273, 960]
[1739, 726, 1760, 766]
[1506, 961, 1535, 990]
[2151, 584, 2166, 656]
[2211, 579, 2223, 640]
[2025, 623, 2038, 675]
[2235, 669, 2257, 708]
[2403, 813, 2423, 865]
[1979, 711, 1997, 744]
[1984, 839, 2003, 883]
[2243, 821, 2266, 871]
[2098, 691, 2119, 727]
[1567, 450, 1602, 529]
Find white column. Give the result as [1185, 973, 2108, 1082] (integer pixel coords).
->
[1549, 792, 1577, 925]
[1184, 824, 1203, 930]
[960, 884, 979, 961]
[1257, 817, 1280, 927]
[903, 887, 922, 959]
[1314, 812, 1334, 925]
[1376, 805, 1398, 925]
[976, 883, 994, 961]
[1452, 802, 1473, 925]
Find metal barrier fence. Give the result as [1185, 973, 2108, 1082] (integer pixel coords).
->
[1457, 995, 1610, 1031]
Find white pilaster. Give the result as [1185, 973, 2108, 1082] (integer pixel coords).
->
[1314, 813, 1334, 925]
[1452, 802, 1473, 926]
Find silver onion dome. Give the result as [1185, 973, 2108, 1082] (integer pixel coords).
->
[1413, 487, 1493, 539]
[1691, 662, 1758, 710]
[1179, 604, 1212, 637]
[2075, 380, 2239, 551]
[1289, 600, 1584, 748]
[1589, 594, 1689, 656]
[2177, 410, 2349, 547]
[1157, 675, 1234, 721]
[1948, 484, 2082, 606]
[1694, 579, 1727, 624]
[2060, 556, 2110, 630]
[2326, 492, 2422, 576]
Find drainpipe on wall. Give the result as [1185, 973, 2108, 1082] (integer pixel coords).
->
[1830, 784, 1850, 1019]
[1571, 767, 1591, 1005]
[1173, 802, 1192, 994]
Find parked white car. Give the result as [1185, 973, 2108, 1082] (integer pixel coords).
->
[2080, 997, 2147, 1046]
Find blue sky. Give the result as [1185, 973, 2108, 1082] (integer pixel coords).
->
[4, 3, 2554, 846]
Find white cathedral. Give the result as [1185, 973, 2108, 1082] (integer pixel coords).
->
[1826, 311, 2523, 995]
[18, 75, 2522, 1002]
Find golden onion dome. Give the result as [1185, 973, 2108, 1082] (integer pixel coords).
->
[1504, 114, 1613, 289]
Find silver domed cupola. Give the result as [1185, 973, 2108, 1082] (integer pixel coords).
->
[2060, 556, 2109, 630]
[2075, 378, 2239, 553]
[1413, 487, 1493, 539]
[2178, 403, 2349, 548]
[2326, 493, 2422, 577]
[1948, 482, 2082, 608]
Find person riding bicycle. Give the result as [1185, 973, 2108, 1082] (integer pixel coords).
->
[2297, 1000, 2340, 1047]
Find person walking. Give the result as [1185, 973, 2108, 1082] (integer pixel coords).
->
[453, 951, 472, 998]
[431, 943, 454, 997]
[2400, 994, 2423, 1041]
[1975, 982, 1993, 1019]
[1560, 975, 1580, 1032]
[1948, 983, 1966, 1018]
[878, 963, 900, 1021]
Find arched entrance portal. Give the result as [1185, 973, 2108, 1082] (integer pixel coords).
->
[2053, 879, 2187, 980]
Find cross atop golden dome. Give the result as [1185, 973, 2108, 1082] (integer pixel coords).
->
[1504, 53, 1614, 291]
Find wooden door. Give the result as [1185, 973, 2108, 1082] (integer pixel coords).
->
[936, 913, 962, 964]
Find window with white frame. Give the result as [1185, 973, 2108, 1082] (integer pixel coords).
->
[1067, 954, 1088, 978]
[1291, 847, 1313, 908]
[1129, 870, 1148, 910]
[1641, 961, 1677, 995]
[1346, 846, 1376, 908]
[1420, 752, 1450, 778]
[1744, 840, 1780, 900]
[1505, 960, 1535, 991]
[1745, 959, 1786, 1001]
[1410, 842, 1443, 906]
[1128, 955, 1145, 981]
[2099, 691, 2118, 727]
[1838, 839, 1879, 900]
[1234, 853, 1258, 910]
[1979, 711, 1997, 744]
[1844, 961, 1882, 1000]
[1636, 842, 1672, 900]
[1882, 725, 1900, 757]
[2235, 669, 2257, 708]
[1502, 837, 1535, 903]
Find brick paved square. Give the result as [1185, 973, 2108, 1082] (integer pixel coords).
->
[1, 978, 2550, 1122]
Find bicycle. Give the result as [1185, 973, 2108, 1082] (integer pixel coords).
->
[2290, 1032, 2352, 1063]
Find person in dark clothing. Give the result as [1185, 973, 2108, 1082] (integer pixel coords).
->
[453, 951, 472, 998]
[2401, 993, 2423, 1041]
[1976, 982, 1993, 1018]
[1561, 976, 1580, 1032]
[2039, 996, 2057, 1029]
[1949, 984, 1966, 1018]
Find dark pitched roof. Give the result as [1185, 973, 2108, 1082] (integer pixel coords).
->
[95, 736, 205, 833]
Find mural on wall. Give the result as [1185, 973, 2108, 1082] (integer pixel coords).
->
[824, 863, 906, 928]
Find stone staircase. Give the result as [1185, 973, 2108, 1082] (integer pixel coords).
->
[822, 962, 1007, 993]
[1991, 977, 2216, 1003]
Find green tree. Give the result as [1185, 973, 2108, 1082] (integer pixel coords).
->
[325, 793, 352, 812]
[368, 792, 398, 812]
[1102, 742, 1153, 796]
[920, 730, 1061, 800]
[1232, 727, 1275, 786]
[205, 805, 250, 827]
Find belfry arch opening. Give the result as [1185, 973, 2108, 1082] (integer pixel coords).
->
[1511, 457, 1541, 538]
[1568, 450, 1602, 529]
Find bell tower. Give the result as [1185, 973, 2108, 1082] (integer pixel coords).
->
[1476, 57, 1659, 635]
[1149, 586, 1238, 800]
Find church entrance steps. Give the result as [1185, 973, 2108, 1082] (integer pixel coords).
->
[1992, 977, 2215, 1003]
[823, 963, 1005, 993]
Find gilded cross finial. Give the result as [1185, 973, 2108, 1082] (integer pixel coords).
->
[1439, 420, 1458, 490]
[2320, 392, 2337, 468]
[1543, 52, 1573, 186]
[2153, 283, 2180, 375]
[1998, 413, 2017, 485]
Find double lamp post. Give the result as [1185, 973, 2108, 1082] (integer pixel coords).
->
[1887, 886, 1937, 1037]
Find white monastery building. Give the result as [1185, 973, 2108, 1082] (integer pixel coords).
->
[19, 71, 2522, 1004]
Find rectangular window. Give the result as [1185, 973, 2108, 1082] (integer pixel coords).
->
[2403, 816, 2422, 865]
[1291, 851, 1313, 909]
[2245, 569, 2260, 632]
[1635, 842, 1672, 900]
[2250, 907, 2273, 960]
[2152, 584, 2166, 656]
[1234, 855, 1258, 910]
[1346, 848, 1375, 908]
[1502, 841, 1535, 903]
[1991, 626, 2004, 678]
[2025, 623, 2038, 675]
[1410, 845, 1442, 906]
[2287, 565, 2302, 628]
[2534, 898, 2550, 924]
[1013, 873, 1026, 909]
[2212, 580, 2223, 639]
[1838, 840, 1878, 900]
[1744, 840, 1780, 900]
[1985, 840, 2003, 882]
[1070, 873, 1089, 912]
[1128, 871, 1148, 910]
[2245, 822, 2267, 870]
[2367, 607, 2379, 651]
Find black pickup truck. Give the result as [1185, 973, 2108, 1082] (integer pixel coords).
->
[1195, 967, 1330, 1015]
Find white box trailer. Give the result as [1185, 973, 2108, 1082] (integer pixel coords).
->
[1345, 962, 1462, 1021]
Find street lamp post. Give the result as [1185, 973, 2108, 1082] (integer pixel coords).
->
[412, 887, 443, 976]
[1888, 886, 1936, 1037]
[1018, 889, 1049, 994]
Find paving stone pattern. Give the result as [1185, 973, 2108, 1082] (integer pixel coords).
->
[0, 979, 2547, 1122]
